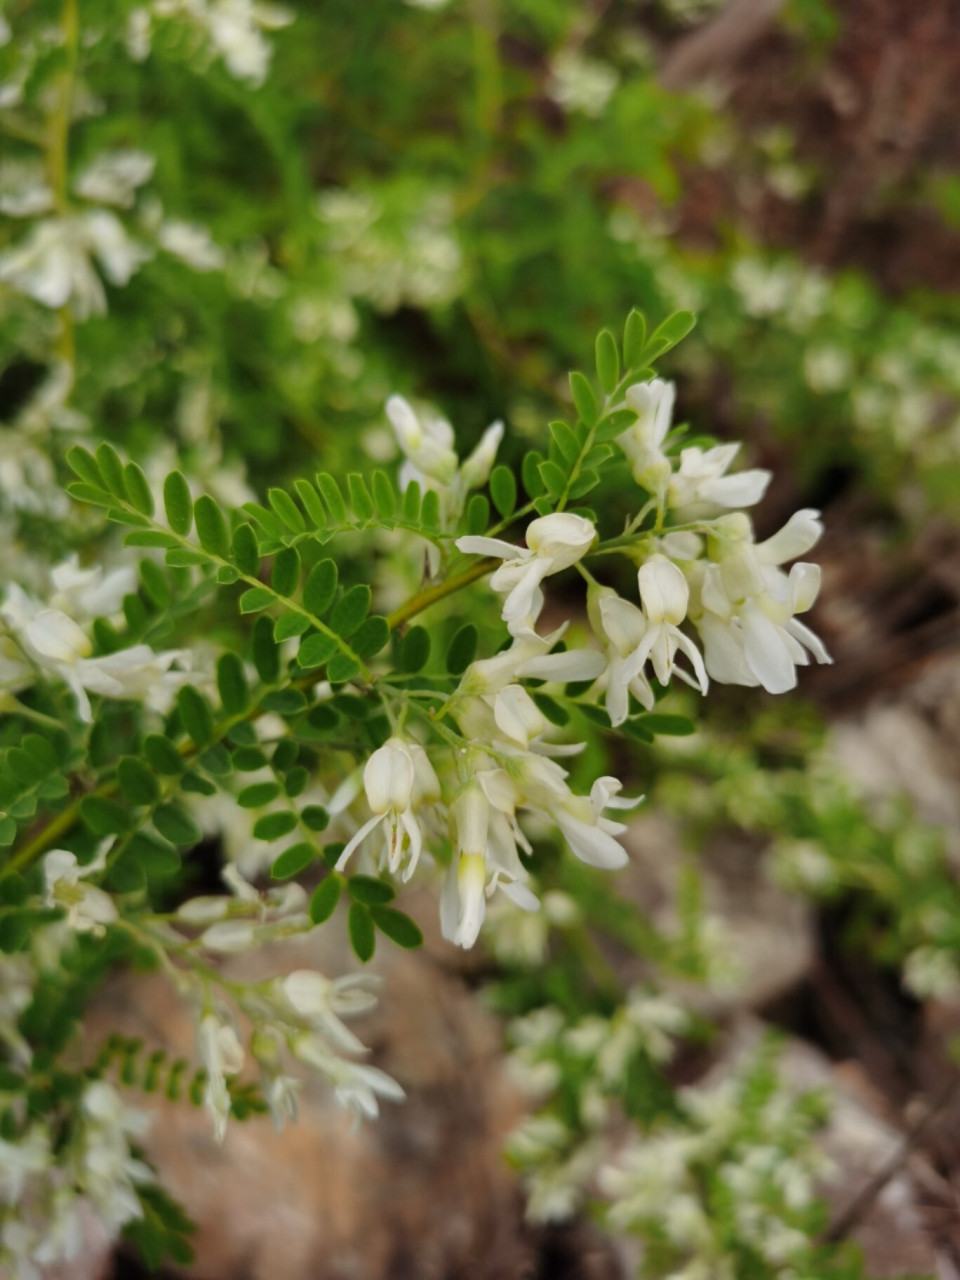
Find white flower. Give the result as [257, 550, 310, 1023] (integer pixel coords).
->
[43, 846, 117, 936]
[0, 213, 150, 318]
[207, 0, 293, 85]
[0, 1128, 50, 1205]
[157, 219, 225, 271]
[634, 554, 708, 688]
[74, 150, 155, 208]
[49, 556, 137, 620]
[290, 1034, 404, 1121]
[692, 509, 831, 694]
[440, 776, 540, 949]
[80, 1082, 153, 1233]
[515, 755, 634, 871]
[614, 379, 675, 495]
[126, 8, 151, 59]
[264, 1071, 301, 1128]
[384, 396, 504, 540]
[1, 595, 190, 722]
[458, 620, 605, 702]
[588, 586, 655, 726]
[199, 920, 258, 952]
[279, 970, 379, 1054]
[459, 421, 505, 493]
[0, 160, 53, 217]
[336, 737, 440, 879]
[198, 1012, 245, 1142]
[492, 684, 548, 746]
[457, 512, 596, 626]
[668, 443, 770, 517]
[549, 50, 619, 117]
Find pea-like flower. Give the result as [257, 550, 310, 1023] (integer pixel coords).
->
[691, 509, 831, 694]
[336, 736, 440, 880]
[626, 556, 708, 694]
[197, 1012, 245, 1142]
[43, 845, 117, 936]
[441, 778, 539, 950]
[456, 512, 597, 626]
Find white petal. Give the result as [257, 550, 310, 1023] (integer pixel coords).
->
[455, 853, 487, 948]
[556, 810, 628, 869]
[44, 848, 79, 890]
[364, 739, 415, 813]
[460, 421, 504, 491]
[755, 509, 823, 565]
[637, 556, 689, 627]
[398, 808, 424, 880]
[672, 629, 709, 695]
[742, 606, 797, 694]
[788, 562, 821, 614]
[494, 684, 546, 745]
[501, 559, 550, 624]
[26, 609, 90, 663]
[439, 859, 461, 943]
[696, 615, 757, 686]
[455, 535, 520, 561]
[785, 617, 832, 665]
[453, 786, 489, 857]
[598, 594, 647, 656]
[386, 395, 421, 451]
[605, 655, 631, 728]
[499, 879, 541, 912]
[698, 468, 771, 509]
[530, 739, 586, 757]
[335, 813, 385, 870]
[517, 648, 606, 682]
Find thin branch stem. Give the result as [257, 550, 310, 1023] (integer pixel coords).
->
[386, 557, 496, 630]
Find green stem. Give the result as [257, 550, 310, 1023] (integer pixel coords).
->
[386, 557, 496, 630]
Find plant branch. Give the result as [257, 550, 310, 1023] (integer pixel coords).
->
[386, 557, 497, 630]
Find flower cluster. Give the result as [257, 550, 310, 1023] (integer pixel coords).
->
[0, 1081, 153, 1279]
[504, 993, 691, 1222]
[505, 1002, 832, 1275]
[171, 867, 403, 1136]
[599, 1059, 831, 1275]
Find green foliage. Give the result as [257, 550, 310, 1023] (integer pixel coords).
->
[2, 3, 956, 1271]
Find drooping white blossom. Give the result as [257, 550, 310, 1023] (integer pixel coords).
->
[73, 150, 155, 209]
[588, 585, 655, 727]
[668, 442, 770, 517]
[279, 970, 379, 1055]
[614, 378, 676, 496]
[197, 1011, 245, 1142]
[631, 554, 709, 693]
[690, 509, 831, 693]
[0, 213, 150, 318]
[457, 512, 597, 627]
[514, 754, 635, 871]
[1, 576, 191, 722]
[43, 845, 117, 936]
[440, 774, 540, 949]
[335, 736, 441, 879]
[290, 1034, 405, 1122]
[385, 395, 504, 527]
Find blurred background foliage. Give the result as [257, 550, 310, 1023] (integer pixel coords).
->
[6, 0, 960, 518]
